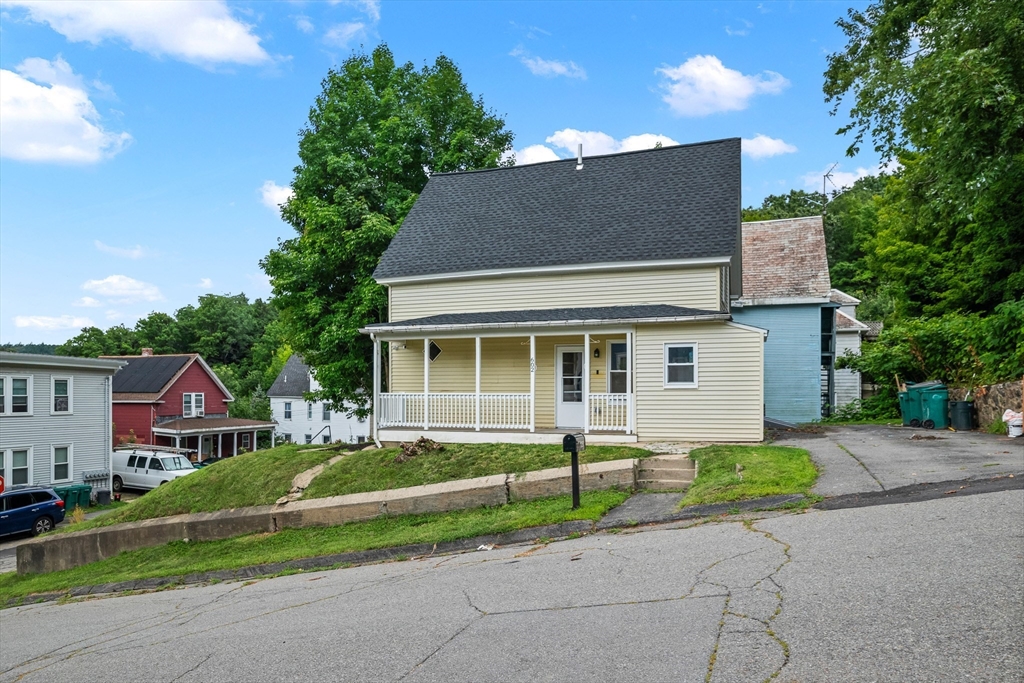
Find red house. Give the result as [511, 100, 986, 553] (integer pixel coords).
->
[105, 349, 277, 459]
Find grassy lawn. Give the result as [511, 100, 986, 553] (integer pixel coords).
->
[60, 444, 337, 533]
[303, 443, 650, 499]
[680, 445, 818, 508]
[0, 490, 629, 603]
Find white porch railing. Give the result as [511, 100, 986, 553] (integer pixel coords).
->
[588, 393, 632, 432]
[378, 393, 532, 430]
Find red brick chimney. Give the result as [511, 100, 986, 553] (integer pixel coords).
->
[141, 348, 154, 357]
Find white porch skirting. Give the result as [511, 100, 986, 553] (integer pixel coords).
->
[377, 428, 639, 445]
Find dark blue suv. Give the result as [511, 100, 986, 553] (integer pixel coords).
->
[0, 486, 66, 537]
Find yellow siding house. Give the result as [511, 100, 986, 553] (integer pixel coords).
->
[361, 138, 766, 444]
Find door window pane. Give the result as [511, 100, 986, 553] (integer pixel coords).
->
[127, 455, 137, 468]
[7, 493, 33, 510]
[12, 378, 28, 413]
[54, 379, 69, 412]
[149, 458, 164, 471]
[53, 447, 69, 481]
[561, 352, 583, 403]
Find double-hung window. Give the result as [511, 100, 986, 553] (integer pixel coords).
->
[10, 377, 31, 414]
[183, 393, 205, 417]
[608, 343, 629, 394]
[322, 404, 331, 421]
[3, 448, 32, 486]
[304, 434, 312, 444]
[283, 402, 292, 420]
[52, 445, 72, 483]
[52, 377, 72, 414]
[664, 343, 698, 388]
[307, 403, 312, 420]
[0, 377, 5, 414]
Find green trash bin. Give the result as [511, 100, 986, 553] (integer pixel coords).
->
[921, 388, 950, 429]
[950, 401, 975, 431]
[52, 485, 73, 509]
[902, 381, 945, 428]
[898, 391, 920, 427]
[76, 484, 93, 509]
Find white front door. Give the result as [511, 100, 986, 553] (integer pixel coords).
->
[556, 346, 585, 429]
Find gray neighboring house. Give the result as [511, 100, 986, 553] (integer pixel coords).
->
[267, 355, 369, 445]
[0, 352, 125, 496]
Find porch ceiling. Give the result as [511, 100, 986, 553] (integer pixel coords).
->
[362, 304, 728, 336]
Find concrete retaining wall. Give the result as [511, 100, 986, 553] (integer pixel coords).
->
[17, 459, 640, 575]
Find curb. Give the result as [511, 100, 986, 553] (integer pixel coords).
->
[4, 519, 595, 608]
[814, 473, 1022, 510]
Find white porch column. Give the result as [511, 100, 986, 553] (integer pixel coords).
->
[271, 431, 276, 448]
[626, 330, 634, 435]
[233, 432, 238, 456]
[475, 336, 481, 431]
[583, 332, 591, 434]
[372, 334, 381, 442]
[252, 431, 258, 452]
[217, 433, 222, 457]
[174, 436, 180, 449]
[423, 337, 430, 431]
[529, 335, 536, 433]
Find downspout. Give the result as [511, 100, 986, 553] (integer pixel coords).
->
[106, 376, 113, 494]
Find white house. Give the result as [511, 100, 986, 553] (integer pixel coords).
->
[0, 352, 125, 496]
[267, 354, 369, 445]
[830, 289, 872, 408]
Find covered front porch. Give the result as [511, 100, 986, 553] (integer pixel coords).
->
[153, 417, 279, 460]
[363, 304, 729, 444]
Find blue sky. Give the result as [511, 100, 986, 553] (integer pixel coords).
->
[0, 0, 878, 344]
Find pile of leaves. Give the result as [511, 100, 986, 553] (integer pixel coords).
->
[394, 437, 445, 463]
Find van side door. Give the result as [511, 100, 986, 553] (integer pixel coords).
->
[145, 457, 166, 488]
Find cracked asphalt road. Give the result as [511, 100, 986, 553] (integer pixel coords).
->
[3, 489, 1021, 682]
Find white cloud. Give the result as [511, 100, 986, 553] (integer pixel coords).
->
[82, 274, 163, 303]
[335, 0, 381, 22]
[324, 22, 365, 47]
[742, 134, 798, 159]
[510, 47, 586, 79]
[95, 240, 145, 259]
[512, 144, 561, 165]
[657, 55, 789, 117]
[105, 309, 122, 320]
[198, 278, 213, 289]
[294, 15, 314, 34]
[260, 180, 294, 211]
[73, 297, 101, 307]
[0, 57, 132, 163]
[801, 159, 900, 192]
[14, 315, 95, 330]
[545, 129, 679, 156]
[6, 1, 269, 67]
[725, 19, 754, 36]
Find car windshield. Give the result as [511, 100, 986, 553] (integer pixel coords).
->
[162, 456, 194, 471]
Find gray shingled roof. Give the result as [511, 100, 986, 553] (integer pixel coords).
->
[364, 305, 727, 332]
[107, 355, 191, 393]
[374, 139, 741, 281]
[267, 354, 310, 397]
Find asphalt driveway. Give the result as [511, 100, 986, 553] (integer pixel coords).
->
[775, 424, 1023, 496]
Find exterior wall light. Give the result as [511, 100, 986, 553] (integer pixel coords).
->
[594, 347, 600, 359]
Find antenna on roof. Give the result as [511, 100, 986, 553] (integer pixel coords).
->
[576, 144, 583, 171]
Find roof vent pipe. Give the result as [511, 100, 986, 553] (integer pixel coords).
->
[576, 144, 583, 171]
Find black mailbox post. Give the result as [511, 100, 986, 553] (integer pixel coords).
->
[562, 433, 586, 509]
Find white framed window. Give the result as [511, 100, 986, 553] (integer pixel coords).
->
[241, 433, 251, 449]
[322, 404, 331, 421]
[322, 435, 330, 444]
[307, 402, 312, 419]
[2, 447, 33, 486]
[51, 444, 72, 483]
[183, 393, 205, 417]
[284, 402, 292, 420]
[281, 433, 291, 442]
[0, 377, 5, 414]
[51, 376, 72, 414]
[664, 343, 698, 388]
[8, 376, 32, 415]
[607, 342, 629, 394]
[304, 434, 312, 444]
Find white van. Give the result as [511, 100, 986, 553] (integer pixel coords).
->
[112, 449, 197, 492]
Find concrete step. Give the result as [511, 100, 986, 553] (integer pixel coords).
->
[638, 478, 693, 491]
[642, 456, 695, 469]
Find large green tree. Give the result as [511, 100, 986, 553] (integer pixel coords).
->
[261, 45, 513, 415]
[825, 0, 1024, 315]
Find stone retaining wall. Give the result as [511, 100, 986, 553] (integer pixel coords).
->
[950, 378, 1024, 428]
[17, 459, 639, 575]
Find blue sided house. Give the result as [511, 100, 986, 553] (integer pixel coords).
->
[731, 216, 838, 424]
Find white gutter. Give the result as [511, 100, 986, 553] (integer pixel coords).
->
[360, 312, 730, 335]
[376, 256, 731, 286]
[732, 296, 832, 307]
[0, 353, 126, 372]
[153, 422, 278, 436]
